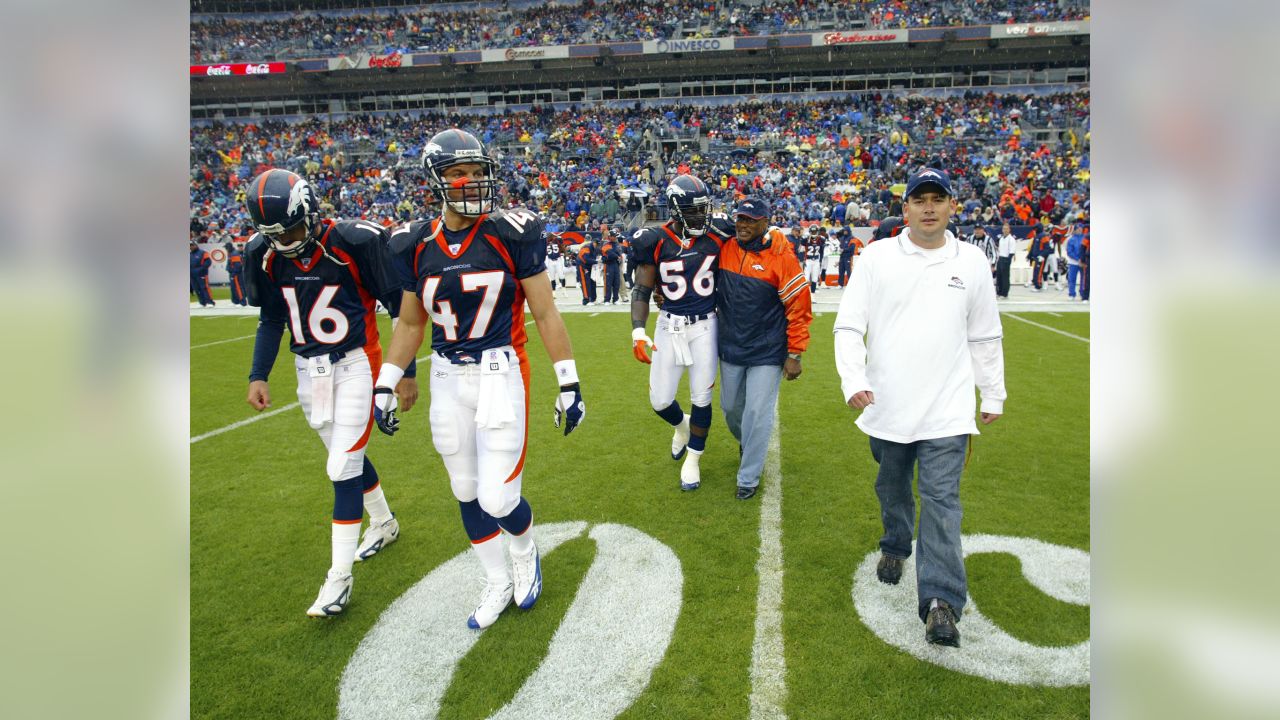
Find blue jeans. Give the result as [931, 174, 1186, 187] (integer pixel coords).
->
[1067, 263, 1081, 297]
[869, 434, 970, 622]
[719, 361, 782, 488]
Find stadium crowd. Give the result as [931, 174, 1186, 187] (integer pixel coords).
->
[189, 90, 1089, 244]
[191, 0, 1090, 62]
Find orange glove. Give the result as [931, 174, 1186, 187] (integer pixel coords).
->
[631, 327, 653, 364]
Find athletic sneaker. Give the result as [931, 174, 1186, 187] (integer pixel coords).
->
[510, 543, 542, 610]
[467, 579, 514, 629]
[354, 514, 399, 562]
[306, 570, 353, 617]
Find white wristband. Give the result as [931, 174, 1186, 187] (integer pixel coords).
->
[631, 327, 649, 342]
[377, 362, 405, 389]
[553, 359, 579, 386]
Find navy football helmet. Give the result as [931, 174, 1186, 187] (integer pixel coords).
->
[664, 174, 711, 236]
[245, 169, 319, 257]
[421, 129, 501, 216]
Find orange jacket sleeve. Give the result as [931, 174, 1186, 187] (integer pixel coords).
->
[768, 229, 813, 354]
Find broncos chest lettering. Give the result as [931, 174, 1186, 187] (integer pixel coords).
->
[269, 247, 372, 354]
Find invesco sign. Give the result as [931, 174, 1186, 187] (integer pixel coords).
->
[656, 38, 724, 53]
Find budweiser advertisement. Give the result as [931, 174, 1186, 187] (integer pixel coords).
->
[190, 62, 286, 77]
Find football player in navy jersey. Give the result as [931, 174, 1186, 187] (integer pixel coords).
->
[379, 129, 585, 630]
[242, 168, 417, 618]
[629, 174, 734, 491]
[543, 230, 567, 290]
[803, 231, 826, 293]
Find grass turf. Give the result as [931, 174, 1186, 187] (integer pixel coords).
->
[191, 310, 1089, 719]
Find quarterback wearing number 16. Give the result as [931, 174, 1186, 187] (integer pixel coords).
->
[381, 129, 586, 630]
[242, 169, 417, 618]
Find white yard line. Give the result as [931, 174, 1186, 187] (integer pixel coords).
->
[1046, 312, 1063, 317]
[1004, 313, 1089, 344]
[190, 402, 300, 444]
[589, 312, 601, 317]
[192, 354, 430, 444]
[749, 411, 788, 720]
[190, 333, 255, 349]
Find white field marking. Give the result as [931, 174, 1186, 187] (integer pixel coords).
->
[589, 312, 601, 317]
[190, 333, 255, 349]
[1046, 311, 1063, 317]
[749, 411, 788, 720]
[190, 402, 300, 444]
[1003, 313, 1089, 343]
[852, 534, 1090, 687]
[338, 522, 683, 720]
[191, 353, 431, 444]
[526, 319, 534, 326]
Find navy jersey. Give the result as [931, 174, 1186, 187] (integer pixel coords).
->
[804, 240, 824, 260]
[545, 236, 562, 261]
[631, 215, 733, 317]
[390, 208, 545, 361]
[245, 218, 398, 360]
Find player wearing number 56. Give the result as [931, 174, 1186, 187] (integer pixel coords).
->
[242, 168, 417, 618]
[629, 174, 735, 493]
[381, 128, 584, 630]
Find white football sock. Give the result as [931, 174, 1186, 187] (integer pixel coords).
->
[363, 483, 392, 525]
[331, 521, 361, 574]
[472, 536, 511, 584]
[506, 525, 535, 556]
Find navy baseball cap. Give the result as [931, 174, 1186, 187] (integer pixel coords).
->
[904, 168, 953, 198]
[734, 197, 770, 220]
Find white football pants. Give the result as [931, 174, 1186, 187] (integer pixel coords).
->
[649, 311, 718, 410]
[428, 346, 528, 519]
[294, 347, 376, 482]
[804, 258, 823, 285]
[545, 257, 565, 285]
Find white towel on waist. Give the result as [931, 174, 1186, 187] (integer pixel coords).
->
[306, 355, 335, 428]
[475, 349, 517, 429]
[666, 315, 694, 367]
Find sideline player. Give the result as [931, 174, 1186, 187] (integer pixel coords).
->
[629, 174, 733, 491]
[242, 169, 417, 617]
[379, 129, 586, 630]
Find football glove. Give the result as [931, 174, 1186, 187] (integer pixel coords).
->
[373, 386, 399, 436]
[553, 382, 585, 436]
[631, 327, 653, 364]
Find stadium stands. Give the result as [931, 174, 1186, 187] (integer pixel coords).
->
[189, 90, 1089, 242]
[191, 0, 1090, 62]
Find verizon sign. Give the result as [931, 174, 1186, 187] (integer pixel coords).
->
[190, 62, 286, 76]
[994, 20, 1089, 38]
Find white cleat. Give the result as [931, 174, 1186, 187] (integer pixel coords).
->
[354, 514, 399, 562]
[510, 542, 543, 610]
[306, 570, 353, 617]
[680, 453, 701, 492]
[671, 414, 691, 461]
[467, 579, 514, 629]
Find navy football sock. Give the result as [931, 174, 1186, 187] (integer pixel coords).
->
[655, 400, 685, 427]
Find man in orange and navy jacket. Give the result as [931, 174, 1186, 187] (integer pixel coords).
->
[715, 196, 813, 500]
[190, 239, 215, 307]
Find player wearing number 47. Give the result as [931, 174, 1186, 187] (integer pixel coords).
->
[242, 169, 418, 618]
[629, 174, 735, 493]
[381, 128, 585, 630]
[834, 168, 1007, 649]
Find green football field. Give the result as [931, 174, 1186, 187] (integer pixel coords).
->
[191, 309, 1089, 720]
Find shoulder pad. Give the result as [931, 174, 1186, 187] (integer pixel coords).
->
[491, 207, 543, 243]
[388, 219, 431, 254]
[330, 219, 390, 249]
[244, 233, 269, 262]
[709, 214, 736, 238]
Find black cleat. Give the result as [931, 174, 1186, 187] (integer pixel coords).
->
[925, 600, 961, 648]
[876, 554, 904, 585]
[735, 486, 757, 500]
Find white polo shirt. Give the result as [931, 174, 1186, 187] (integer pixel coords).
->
[834, 228, 1006, 443]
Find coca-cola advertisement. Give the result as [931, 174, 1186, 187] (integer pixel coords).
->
[368, 52, 403, 68]
[190, 62, 286, 77]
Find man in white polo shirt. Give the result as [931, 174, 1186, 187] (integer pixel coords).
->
[833, 167, 1007, 649]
